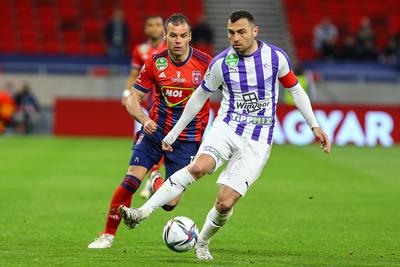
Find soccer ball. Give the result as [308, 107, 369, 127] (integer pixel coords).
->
[162, 216, 198, 252]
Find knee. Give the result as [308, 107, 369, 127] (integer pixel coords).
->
[215, 199, 234, 214]
[188, 161, 209, 178]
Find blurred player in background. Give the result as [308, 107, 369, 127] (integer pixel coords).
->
[122, 15, 167, 198]
[88, 13, 212, 249]
[119, 10, 331, 260]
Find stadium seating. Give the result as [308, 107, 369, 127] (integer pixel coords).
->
[283, 0, 399, 60]
[0, 0, 204, 57]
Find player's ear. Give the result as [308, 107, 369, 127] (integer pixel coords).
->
[253, 25, 259, 38]
[163, 30, 167, 41]
[189, 31, 192, 42]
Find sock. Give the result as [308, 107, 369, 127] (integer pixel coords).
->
[154, 176, 164, 192]
[139, 167, 195, 218]
[104, 175, 141, 235]
[198, 206, 233, 242]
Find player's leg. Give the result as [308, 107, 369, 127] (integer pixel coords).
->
[158, 140, 202, 211]
[139, 157, 164, 198]
[119, 120, 232, 228]
[196, 139, 272, 259]
[196, 185, 241, 260]
[119, 153, 216, 228]
[88, 132, 162, 248]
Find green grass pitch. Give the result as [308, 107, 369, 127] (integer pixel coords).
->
[0, 136, 399, 266]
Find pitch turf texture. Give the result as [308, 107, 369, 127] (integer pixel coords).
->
[0, 136, 399, 267]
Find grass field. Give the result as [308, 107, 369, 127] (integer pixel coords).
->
[0, 136, 399, 266]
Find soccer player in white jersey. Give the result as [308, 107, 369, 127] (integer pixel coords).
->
[119, 10, 331, 260]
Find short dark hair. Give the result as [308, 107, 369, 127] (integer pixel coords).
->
[228, 10, 256, 25]
[164, 13, 191, 31]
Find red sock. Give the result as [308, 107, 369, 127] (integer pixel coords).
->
[104, 175, 141, 236]
[154, 176, 164, 192]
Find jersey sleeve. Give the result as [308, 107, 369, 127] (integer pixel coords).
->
[200, 59, 223, 93]
[133, 59, 154, 93]
[277, 50, 298, 89]
[131, 45, 143, 69]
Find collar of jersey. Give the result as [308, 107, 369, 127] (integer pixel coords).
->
[169, 47, 193, 67]
[235, 40, 263, 58]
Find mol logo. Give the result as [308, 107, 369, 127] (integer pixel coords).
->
[161, 86, 194, 107]
[164, 89, 183, 98]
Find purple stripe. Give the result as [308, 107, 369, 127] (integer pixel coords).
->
[267, 48, 279, 145]
[251, 51, 266, 141]
[235, 57, 248, 135]
[201, 81, 214, 93]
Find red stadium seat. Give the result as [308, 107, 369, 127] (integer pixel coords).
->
[20, 40, 41, 54]
[42, 41, 63, 55]
[64, 41, 83, 55]
[85, 42, 107, 56]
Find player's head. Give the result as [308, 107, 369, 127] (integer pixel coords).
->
[164, 13, 192, 58]
[144, 16, 164, 41]
[227, 10, 259, 54]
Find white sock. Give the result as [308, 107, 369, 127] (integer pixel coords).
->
[198, 206, 233, 242]
[139, 167, 195, 218]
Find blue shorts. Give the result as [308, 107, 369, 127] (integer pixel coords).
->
[129, 129, 200, 179]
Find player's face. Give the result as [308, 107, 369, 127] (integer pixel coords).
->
[227, 18, 259, 54]
[144, 18, 164, 40]
[164, 23, 192, 58]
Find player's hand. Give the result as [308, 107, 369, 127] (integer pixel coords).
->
[162, 140, 173, 152]
[143, 118, 157, 134]
[312, 127, 331, 154]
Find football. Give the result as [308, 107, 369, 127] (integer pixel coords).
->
[162, 216, 198, 252]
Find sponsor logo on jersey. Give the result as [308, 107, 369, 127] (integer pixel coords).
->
[192, 71, 202, 84]
[236, 92, 270, 114]
[225, 53, 239, 69]
[171, 71, 186, 83]
[158, 72, 166, 78]
[160, 86, 194, 107]
[231, 112, 273, 125]
[156, 57, 168, 71]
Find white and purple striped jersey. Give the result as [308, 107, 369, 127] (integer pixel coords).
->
[201, 41, 298, 144]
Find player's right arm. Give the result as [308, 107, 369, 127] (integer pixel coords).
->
[121, 46, 142, 106]
[125, 59, 157, 134]
[162, 60, 223, 151]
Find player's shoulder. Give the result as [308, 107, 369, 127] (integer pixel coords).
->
[208, 46, 233, 70]
[151, 49, 169, 61]
[263, 42, 289, 58]
[191, 47, 212, 65]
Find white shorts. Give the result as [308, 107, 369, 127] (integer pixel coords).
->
[197, 119, 272, 196]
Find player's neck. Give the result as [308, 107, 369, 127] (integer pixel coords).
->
[169, 48, 190, 64]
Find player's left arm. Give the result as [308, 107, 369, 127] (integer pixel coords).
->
[277, 51, 331, 153]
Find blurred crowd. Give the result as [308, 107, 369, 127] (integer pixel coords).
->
[104, 7, 214, 58]
[0, 82, 40, 134]
[313, 16, 399, 64]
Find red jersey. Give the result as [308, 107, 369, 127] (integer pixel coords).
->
[131, 40, 168, 69]
[134, 47, 212, 142]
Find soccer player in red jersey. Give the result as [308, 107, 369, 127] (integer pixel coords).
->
[88, 13, 212, 249]
[121, 16, 167, 199]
